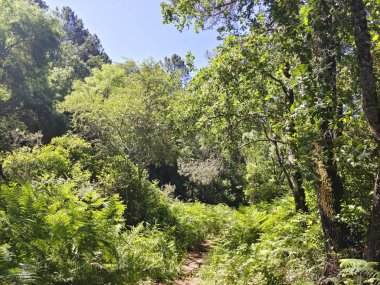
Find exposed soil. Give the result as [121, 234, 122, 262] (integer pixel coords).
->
[173, 240, 212, 285]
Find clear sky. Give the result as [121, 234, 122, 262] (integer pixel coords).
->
[44, 0, 220, 68]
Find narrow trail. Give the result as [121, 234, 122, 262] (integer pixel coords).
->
[173, 240, 212, 285]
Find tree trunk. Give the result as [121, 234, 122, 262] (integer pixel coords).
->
[0, 163, 5, 180]
[289, 147, 309, 213]
[268, 70, 309, 212]
[351, 0, 380, 263]
[284, 69, 309, 213]
[314, 0, 349, 258]
[367, 161, 380, 263]
[315, 141, 347, 252]
[263, 118, 309, 212]
[351, 0, 380, 141]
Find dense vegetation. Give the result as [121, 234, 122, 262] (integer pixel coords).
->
[0, 0, 379, 284]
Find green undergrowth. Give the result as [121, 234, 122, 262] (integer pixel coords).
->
[163, 196, 324, 285]
[169, 201, 233, 251]
[197, 197, 325, 285]
[0, 182, 325, 284]
[0, 136, 325, 284]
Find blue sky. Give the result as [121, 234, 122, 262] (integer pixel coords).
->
[45, 0, 220, 68]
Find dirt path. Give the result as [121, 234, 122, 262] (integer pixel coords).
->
[173, 240, 212, 285]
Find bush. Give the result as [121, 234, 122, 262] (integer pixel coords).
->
[2, 146, 71, 182]
[98, 155, 175, 227]
[2, 135, 93, 183]
[339, 259, 380, 285]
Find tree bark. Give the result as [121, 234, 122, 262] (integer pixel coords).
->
[315, 141, 347, 251]
[351, 0, 380, 263]
[289, 145, 309, 213]
[0, 163, 5, 180]
[262, 118, 308, 212]
[367, 161, 380, 263]
[284, 70, 309, 213]
[314, 0, 349, 257]
[351, 0, 380, 141]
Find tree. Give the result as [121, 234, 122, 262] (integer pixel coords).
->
[161, 1, 316, 213]
[161, 0, 380, 270]
[163, 53, 191, 84]
[58, 6, 111, 69]
[30, 0, 48, 9]
[0, 0, 64, 145]
[61, 61, 182, 182]
[350, 0, 380, 263]
[46, 6, 112, 104]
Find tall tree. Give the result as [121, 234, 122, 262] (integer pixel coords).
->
[181, 28, 311, 211]
[61, 61, 182, 183]
[164, 53, 191, 84]
[350, 0, 380, 263]
[161, 0, 318, 214]
[48, 6, 112, 103]
[310, 0, 348, 254]
[0, 0, 63, 145]
[58, 6, 111, 69]
[160, 0, 365, 266]
[30, 0, 48, 9]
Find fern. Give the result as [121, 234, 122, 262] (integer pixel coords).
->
[340, 259, 380, 285]
[0, 244, 36, 284]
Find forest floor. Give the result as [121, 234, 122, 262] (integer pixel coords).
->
[173, 240, 212, 285]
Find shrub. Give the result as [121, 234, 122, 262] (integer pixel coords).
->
[98, 155, 175, 227]
[2, 135, 93, 183]
[0, 136, 184, 284]
[2, 146, 71, 182]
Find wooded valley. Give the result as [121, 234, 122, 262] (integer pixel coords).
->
[0, 0, 379, 284]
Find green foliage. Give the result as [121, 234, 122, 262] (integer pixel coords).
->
[47, 6, 111, 103]
[160, 0, 255, 34]
[339, 202, 369, 247]
[0, 137, 184, 284]
[116, 225, 180, 283]
[0, 0, 379, 284]
[58, 6, 110, 66]
[0, 242, 36, 284]
[169, 202, 232, 250]
[50, 134, 93, 162]
[339, 259, 380, 285]
[3, 146, 71, 182]
[244, 143, 287, 202]
[0, 180, 126, 284]
[0, 178, 188, 284]
[161, 0, 380, 275]
[199, 197, 324, 285]
[0, 0, 65, 141]
[2, 135, 92, 183]
[2, 134, 178, 228]
[61, 61, 182, 170]
[162, 197, 323, 285]
[98, 155, 175, 226]
[164, 53, 190, 84]
[177, 155, 241, 204]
